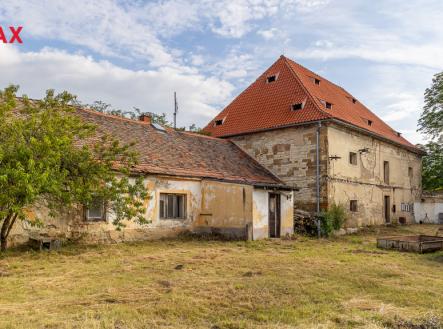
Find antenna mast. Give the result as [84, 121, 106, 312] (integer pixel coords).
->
[173, 91, 178, 129]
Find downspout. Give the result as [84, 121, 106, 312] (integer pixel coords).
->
[316, 121, 322, 238]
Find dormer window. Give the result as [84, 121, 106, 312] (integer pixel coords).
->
[367, 120, 373, 126]
[266, 75, 277, 83]
[325, 102, 332, 109]
[352, 98, 357, 104]
[397, 132, 401, 137]
[214, 119, 224, 126]
[291, 103, 304, 111]
[314, 78, 321, 85]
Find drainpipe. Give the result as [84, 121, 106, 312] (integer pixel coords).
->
[316, 121, 322, 238]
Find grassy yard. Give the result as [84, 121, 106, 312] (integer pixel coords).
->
[0, 225, 442, 329]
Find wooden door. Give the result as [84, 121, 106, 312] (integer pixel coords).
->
[269, 193, 281, 238]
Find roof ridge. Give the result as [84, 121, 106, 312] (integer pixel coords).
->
[178, 130, 229, 141]
[204, 56, 285, 129]
[281, 56, 332, 119]
[284, 57, 351, 97]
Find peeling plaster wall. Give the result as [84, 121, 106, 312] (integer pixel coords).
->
[327, 124, 422, 226]
[195, 181, 253, 239]
[8, 176, 292, 246]
[252, 189, 268, 239]
[231, 124, 328, 213]
[414, 194, 443, 224]
[252, 189, 294, 240]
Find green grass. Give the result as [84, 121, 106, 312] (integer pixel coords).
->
[0, 225, 442, 329]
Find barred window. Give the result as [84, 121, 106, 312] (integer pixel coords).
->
[159, 193, 186, 219]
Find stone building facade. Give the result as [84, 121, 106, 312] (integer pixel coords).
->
[204, 55, 424, 227]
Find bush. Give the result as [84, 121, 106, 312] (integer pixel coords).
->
[319, 203, 347, 237]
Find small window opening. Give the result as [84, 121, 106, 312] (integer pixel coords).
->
[214, 119, 223, 126]
[367, 120, 373, 126]
[266, 75, 277, 83]
[397, 131, 402, 137]
[352, 98, 357, 104]
[383, 161, 390, 184]
[314, 78, 321, 85]
[291, 103, 304, 111]
[408, 167, 413, 178]
[350, 200, 358, 212]
[349, 152, 357, 165]
[160, 193, 186, 220]
[325, 102, 332, 109]
[85, 197, 106, 221]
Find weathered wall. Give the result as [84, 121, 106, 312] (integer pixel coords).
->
[327, 124, 422, 226]
[231, 124, 328, 213]
[252, 189, 294, 239]
[414, 193, 443, 224]
[8, 176, 293, 245]
[194, 181, 253, 238]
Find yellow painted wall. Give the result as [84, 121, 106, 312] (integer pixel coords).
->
[327, 124, 422, 226]
[8, 176, 293, 245]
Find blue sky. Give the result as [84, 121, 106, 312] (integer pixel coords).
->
[1, 0, 443, 144]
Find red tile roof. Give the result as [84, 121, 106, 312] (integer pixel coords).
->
[204, 55, 422, 153]
[75, 108, 287, 188]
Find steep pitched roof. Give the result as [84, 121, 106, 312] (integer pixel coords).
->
[75, 109, 287, 188]
[204, 55, 422, 153]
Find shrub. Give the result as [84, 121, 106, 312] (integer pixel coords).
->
[320, 203, 347, 237]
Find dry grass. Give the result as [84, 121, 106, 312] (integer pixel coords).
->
[0, 225, 442, 329]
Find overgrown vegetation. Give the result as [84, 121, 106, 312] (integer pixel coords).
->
[320, 203, 347, 236]
[0, 225, 441, 328]
[294, 203, 346, 237]
[0, 86, 147, 251]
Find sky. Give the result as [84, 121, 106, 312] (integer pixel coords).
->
[1, 0, 443, 144]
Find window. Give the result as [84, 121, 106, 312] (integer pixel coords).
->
[85, 197, 106, 221]
[325, 102, 332, 109]
[367, 120, 373, 126]
[349, 152, 357, 165]
[352, 98, 357, 104]
[214, 119, 223, 126]
[160, 193, 186, 219]
[401, 203, 412, 212]
[350, 200, 358, 212]
[266, 75, 277, 83]
[291, 103, 304, 111]
[408, 167, 413, 178]
[314, 78, 321, 85]
[383, 161, 390, 184]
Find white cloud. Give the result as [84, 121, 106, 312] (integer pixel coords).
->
[0, 46, 234, 128]
[257, 28, 279, 40]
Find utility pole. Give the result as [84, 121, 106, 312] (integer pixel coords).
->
[173, 92, 178, 129]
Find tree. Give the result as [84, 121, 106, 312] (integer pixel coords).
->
[418, 72, 443, 191]
[0, 86, 148, 251]
[87, 101, 209, 134]
[418, 72, 443, 140]
[421, 139, 443, 191]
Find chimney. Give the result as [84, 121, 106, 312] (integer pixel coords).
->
[138, 114, 151, 124]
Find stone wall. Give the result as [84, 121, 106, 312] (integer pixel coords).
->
[231, 124, 329, 213]
[230, 122, 422, 227]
